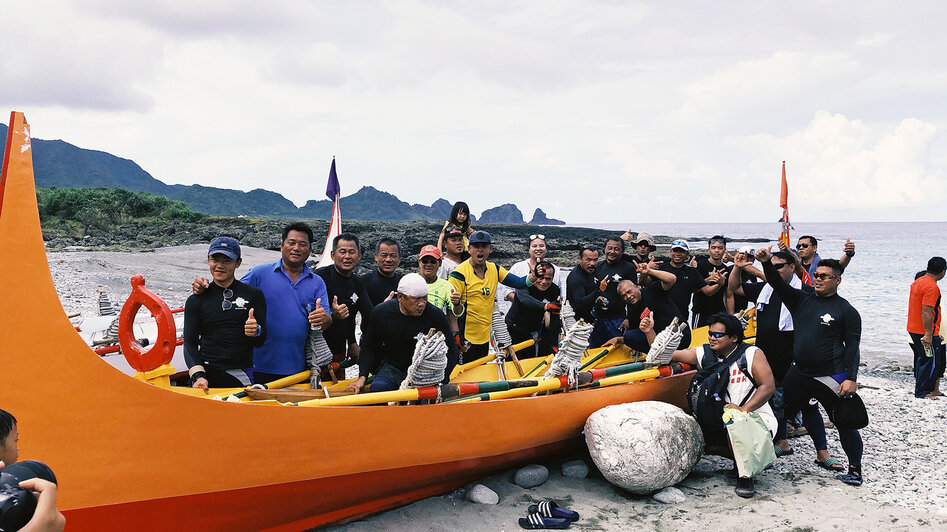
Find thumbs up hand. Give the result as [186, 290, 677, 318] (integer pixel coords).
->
[308, 298, 328, 328]
[244, 308, 259, 337]
[331, 295, 350, 320]
[843, 237, 855, 257]
[449, 287, 461, 306]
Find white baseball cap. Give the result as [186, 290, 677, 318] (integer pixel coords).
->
[398, 273, 429, 298]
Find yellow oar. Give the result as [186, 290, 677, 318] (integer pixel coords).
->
[449, 366, 664, 404]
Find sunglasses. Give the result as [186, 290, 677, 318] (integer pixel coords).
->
[773, 262, 791, 270]
[529, 234, 545, 241]
[221, 288, 234, 311]
[813, 272, 839, 280]
[420, 257, 439, 264]
[796, 243, 810, 249]
[709, 238, 726, 245]
[708, 331, 728, 339]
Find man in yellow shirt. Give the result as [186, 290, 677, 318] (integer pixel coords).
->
[449, 231, 541, 358]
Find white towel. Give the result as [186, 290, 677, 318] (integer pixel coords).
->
[756, 276, 801, 332]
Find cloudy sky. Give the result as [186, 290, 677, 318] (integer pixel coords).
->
[3, 1, 945, 224]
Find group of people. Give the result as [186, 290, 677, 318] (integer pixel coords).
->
[182, 200, 868, 498]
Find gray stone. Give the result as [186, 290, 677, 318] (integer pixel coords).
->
[514, 464, 549, 488]
[652, 486, 686, 504]
[584, 401, 704, 495]
[465, 484, 499, 505]
[561, 459, 589, 478]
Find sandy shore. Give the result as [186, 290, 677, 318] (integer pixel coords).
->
[47, 247, 947, 531]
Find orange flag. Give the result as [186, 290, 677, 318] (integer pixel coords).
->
[778, 161, 790, 249]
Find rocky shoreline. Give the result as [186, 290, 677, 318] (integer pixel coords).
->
[41, 218, 770, 273]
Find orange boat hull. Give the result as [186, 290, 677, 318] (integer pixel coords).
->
[0, 112, 692, 531]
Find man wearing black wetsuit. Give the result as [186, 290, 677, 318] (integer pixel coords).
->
[691, 236, 732, 327]
[758, 247, 865, 487]
[505, 261, 561, 359]
[729, 250, 830, 461]
[565, 246, 603, 325]
[360, 237, 404, 305]
[346, 274, 458, 393]
[316, 233, 372, 378]
[184, 237, 267, 390]
[604, 261, 687, 352]
[588, 237, 639, 348]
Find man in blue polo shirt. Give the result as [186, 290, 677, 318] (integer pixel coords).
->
[193, 222, 332, 383]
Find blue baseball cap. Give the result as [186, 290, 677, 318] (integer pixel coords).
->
[208, 236, 241, 260]
[468, 230, 492, 244]
[670, 239, 689, 251]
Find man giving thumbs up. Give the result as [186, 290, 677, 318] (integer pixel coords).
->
[184, 236, 268, 391]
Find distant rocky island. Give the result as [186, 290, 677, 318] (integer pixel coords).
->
[0, 123, 565, 224]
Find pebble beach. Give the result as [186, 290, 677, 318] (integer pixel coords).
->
[48, 246, 947, 531]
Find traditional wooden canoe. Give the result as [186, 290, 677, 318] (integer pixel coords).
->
[0, 112, 696, 531]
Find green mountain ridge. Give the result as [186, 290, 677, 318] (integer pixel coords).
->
[0, 123, 563, 223]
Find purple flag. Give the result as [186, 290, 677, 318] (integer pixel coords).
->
[326, 158, 340, 200]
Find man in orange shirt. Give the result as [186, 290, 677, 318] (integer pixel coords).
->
[907, 256, 946, 399]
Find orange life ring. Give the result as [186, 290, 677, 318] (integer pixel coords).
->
[119, 274, 177, 372]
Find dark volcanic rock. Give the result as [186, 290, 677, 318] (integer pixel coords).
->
[528, 208, 565, 225]
[40, 218, 769, 276]
[479, 204, 524, 224]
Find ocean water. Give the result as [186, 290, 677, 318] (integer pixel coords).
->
[571, 221, 947, 368]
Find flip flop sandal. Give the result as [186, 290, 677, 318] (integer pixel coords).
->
[519, 513, 571, 529]
[815, 458, 844, 472]
[774, 446, 794, 457]
[527, 500, 580, 522]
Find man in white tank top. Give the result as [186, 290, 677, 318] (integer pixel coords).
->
[671, 313, 776, 498]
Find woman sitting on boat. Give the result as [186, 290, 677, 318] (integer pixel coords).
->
[497, 233, 562, 314]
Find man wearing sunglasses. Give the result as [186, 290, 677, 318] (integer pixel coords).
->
[184, 236, 267, 391]
[417, 245, 463, 344]
[778, 235, 856, 282]
[669, 313, 777, 498]
[756, 247, 866, 487]
[728, 249, 830, 461]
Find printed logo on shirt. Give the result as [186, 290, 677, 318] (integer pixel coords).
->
[611, 273, 622, 282]
[233, 297, 249, 309]
[820, 313, 834, 326]
[730, 367, 748, 384]
[482, 287, 491, 296]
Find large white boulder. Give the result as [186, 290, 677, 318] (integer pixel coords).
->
[584, 401, 704, 494]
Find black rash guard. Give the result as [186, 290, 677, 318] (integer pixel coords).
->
[358, 299, 459, 381]
[742, 281, 814, 382]
[658, 262, 708, 317]
[566, 267, 600, 323]
[315, 265, 373, 354]
[762, 260, 862, 380]
[505, 284, 562, 340]
[360, 269, 403, 306]
[594, 259, 638, 319]
[183, 280, 267, 370]
[625, 282, 686, 334]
